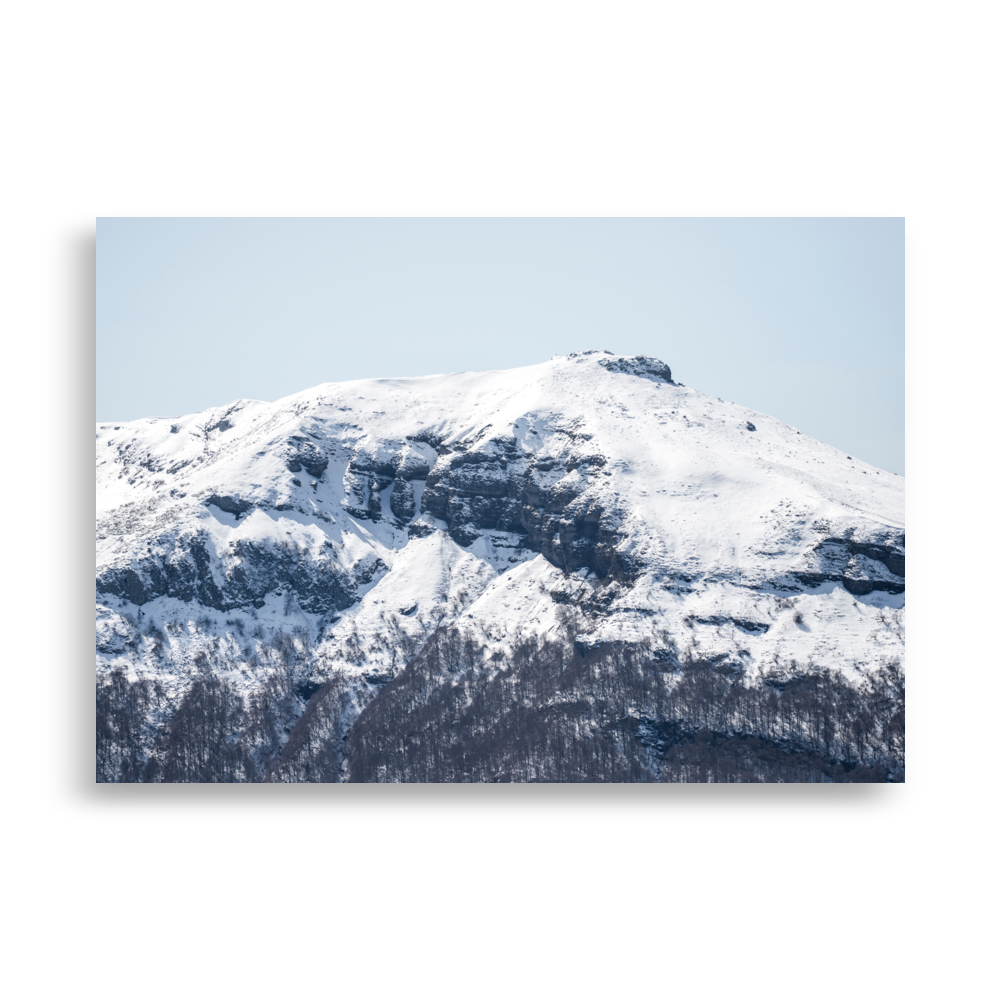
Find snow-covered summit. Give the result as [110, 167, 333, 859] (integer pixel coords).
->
[96, 351, 904, 699]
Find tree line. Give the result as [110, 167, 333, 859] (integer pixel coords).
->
[97, 627, 903, 783]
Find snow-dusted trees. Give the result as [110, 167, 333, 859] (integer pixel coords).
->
[334, 632, 903, 783]
[98, 631, 904, 783]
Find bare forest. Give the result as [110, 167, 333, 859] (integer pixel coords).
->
[97, 626, 904, 783]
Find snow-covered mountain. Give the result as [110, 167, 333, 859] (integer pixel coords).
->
[96, 351, 904, 782]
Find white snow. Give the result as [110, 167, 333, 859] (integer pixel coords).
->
[96, 351, 904, 692]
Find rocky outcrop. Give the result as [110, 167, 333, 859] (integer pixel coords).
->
[422, 438, 519, 537]
[794, 525, 905, 596]
[96, 532, 384, 613]
[204, 494, 255, 516]
[342, 441, 432, 522]
[846, 536, 905, 579]
[689, 615, 771, 635]
[842, 553, 904, 596]
[389, 478, 417, 521]
[416, 433, 632, 579]
[597, 354, 673, 382]
[283, 436, 329, 479]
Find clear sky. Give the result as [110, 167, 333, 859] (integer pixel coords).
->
[97, 217, 904, 473]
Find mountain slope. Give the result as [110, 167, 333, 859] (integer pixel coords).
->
[96, 351, 904, 782]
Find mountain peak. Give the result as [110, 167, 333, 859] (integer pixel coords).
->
[96, 355, 904, 782]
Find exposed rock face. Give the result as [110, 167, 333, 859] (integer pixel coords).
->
[343, 441, 431, 522]
[283, 437, 329, 479]
[689, 615, 771, 635]
[419, 432, 626, 576]
[96, 530, 383, 613]
[795, 521, 905, 596]
[205, 494, 254, 516]
[389, 478, 417, 522]
[597, 354, 673, 382]
[847, 534, 906, 580]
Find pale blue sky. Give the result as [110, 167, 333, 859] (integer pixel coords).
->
[97, 218, 904, 473]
